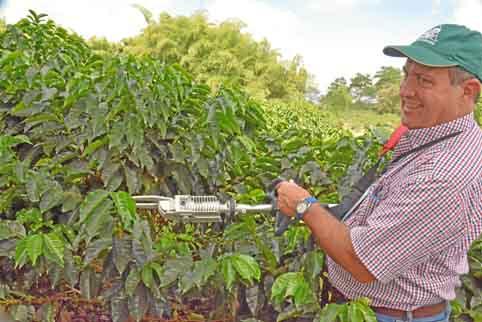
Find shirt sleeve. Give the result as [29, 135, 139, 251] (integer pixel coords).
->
[350, 175, 465, 284]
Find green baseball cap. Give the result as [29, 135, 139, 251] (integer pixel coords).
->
[383, 24, 482, 82]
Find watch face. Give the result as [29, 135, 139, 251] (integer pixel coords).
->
[296, 201, 309, 214]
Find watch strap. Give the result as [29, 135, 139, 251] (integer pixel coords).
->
[296, 196, 318, 220]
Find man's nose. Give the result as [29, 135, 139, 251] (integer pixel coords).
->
[399, 77, 416, 97]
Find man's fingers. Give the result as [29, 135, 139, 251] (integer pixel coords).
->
[275, 180, 288, 192]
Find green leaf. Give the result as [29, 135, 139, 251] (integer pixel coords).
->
[284, 226, 310, 255]
[348, 303, 377, 322]
[159, 256, 193, 288]
[84, 237, 112, 265]
[123, 164, 139, 194]
[0, 135, 32, 150]
[39, 184, 64, 213]
[141, 264, 154, 289]
[255, 239, 278, 272]
[232, 254, 261, 284]
[112, 237, 132, 275]
[223, 221, 254, 240]
[79, 190, 110, 224]
[16, 208, 42, 226]
[14, 238, 29, 268]
[150, 262, 164, 282]
[61, 189, 83, 213]
[26, 234, 43, 266]
[271, 272, 313, 307]
[127, 283, 150, 322]
[111, 191, 136, 231]
[43, 232, 65, 267]
[125, 267, 141, 296]
[126, 114, 144, 147]
[108, 121, 126, 150]
[84, 200, 113, 241]
[304, 250, 324, 283]
[132, 238, 148, 267]
[134, 145, 154, 173]
[170, 165, 192, 194]
[48, 263, 63, 290]
[64, 247, 79, 286]
[318, 303, 344, 322]
[0, 187, 17, 213]
[25, 172, 46, 203]
[82, 136, 108, 157]
[245, 188, 266, 203]
[180, 270, 196, 294]
[0, 239, 17, 257]
[191, 257, 217, 289]
[282, 136, 305, 153]
[293, 278, 316, 307]
[101, 160, 123, 191]
[41, 87, 58, 101]
[237, 135, 256, 153]
[220, 256, 236, 291]
[80, 267, 99, 300]
[354, 302, 377, 322]
[0, 221, 26, 240]
[276, 307, 305, 322]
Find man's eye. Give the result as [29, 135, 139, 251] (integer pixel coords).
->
[418, 75, 434, 87]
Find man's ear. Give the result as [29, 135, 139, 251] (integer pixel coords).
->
[463, 78, 481, 102]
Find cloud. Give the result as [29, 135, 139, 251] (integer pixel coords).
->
[1, 0, 177, 41]
[432, 0, 442, 15]
[453, 0, 482, 32]
[206, 0, 303, 58]
[206, 0, 402, 92]
[306, 0, 382, 13]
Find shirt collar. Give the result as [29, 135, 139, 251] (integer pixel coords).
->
[395, 113, 476, 154]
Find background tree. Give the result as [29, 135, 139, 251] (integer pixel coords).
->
[121, 11, 311, 100]
[374, 66, 402, 90]
[0, 18, 6, 33]
[349, 73, 375, 107]
[87, 36, 124, 55]
[321, 77, 353, 111]
[374, 66, 402, 113]
[475, 99, 482, 126]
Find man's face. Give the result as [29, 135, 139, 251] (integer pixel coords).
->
[399, 60, 464, 129]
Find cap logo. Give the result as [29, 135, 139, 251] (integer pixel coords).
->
[417, 26, 442, 45]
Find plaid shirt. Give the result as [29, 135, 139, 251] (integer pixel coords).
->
[327, 113, 482, 311]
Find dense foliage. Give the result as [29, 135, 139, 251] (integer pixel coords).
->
[0, 12, 480, 322]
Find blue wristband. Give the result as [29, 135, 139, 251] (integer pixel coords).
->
[295, 196, 318, 220]
[304, 196, 318, 204]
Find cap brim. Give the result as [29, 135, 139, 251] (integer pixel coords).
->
[383, 45, 458, 68]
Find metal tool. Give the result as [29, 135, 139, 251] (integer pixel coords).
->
[132, 195, 273, 223]
[133, 191, 338, 235]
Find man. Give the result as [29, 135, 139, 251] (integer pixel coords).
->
[275, 24, 482, 322]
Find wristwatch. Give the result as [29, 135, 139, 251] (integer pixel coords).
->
[295, 196, 318, 220]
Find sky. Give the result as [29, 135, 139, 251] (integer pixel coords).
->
[1, 0, 482, 93]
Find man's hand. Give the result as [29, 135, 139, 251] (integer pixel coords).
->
[276, 180, 376, 284]
[275, 180, 311, 217]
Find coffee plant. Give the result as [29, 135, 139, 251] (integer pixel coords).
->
[0, 11, 479, 322]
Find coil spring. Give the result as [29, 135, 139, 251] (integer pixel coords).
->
[184, 196, 220, 213]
